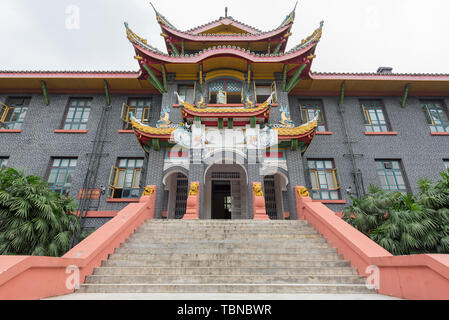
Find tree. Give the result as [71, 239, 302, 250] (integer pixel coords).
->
[0, 167, 79, 256]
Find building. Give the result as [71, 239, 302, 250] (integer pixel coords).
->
[1, 4, 449, 231]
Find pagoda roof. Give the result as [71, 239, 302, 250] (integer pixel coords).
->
[125, 20, 323, 63]
[151, 2, 297, 37]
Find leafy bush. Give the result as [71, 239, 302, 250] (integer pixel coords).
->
[0, 167, 79, 256]
[343, 169, 449, 255]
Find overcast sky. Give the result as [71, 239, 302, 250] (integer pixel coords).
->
[1, 0, 448, 74]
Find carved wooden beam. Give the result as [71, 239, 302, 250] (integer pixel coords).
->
[285, 63, 307, 93]
[142, 64, 165, 94]
[161, 64, 168, 92]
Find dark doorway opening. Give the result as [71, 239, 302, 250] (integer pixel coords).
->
[211, 180, 231, 219]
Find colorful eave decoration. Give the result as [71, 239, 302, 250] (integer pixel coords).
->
[129, 105, 318, 154]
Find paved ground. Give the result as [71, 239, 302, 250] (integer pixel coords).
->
[45, 293, 401, 300]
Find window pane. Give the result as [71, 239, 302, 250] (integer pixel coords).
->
[116, 170, 125, 187]
[47, 170, 57, 185]
[134, 170, 141, 188]
[309, 172, 318, 189]
[60, 159, 69, 167]
[119, 159, 127, 167]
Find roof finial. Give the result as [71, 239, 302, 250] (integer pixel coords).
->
[149, 2, 157, 14]
[225, 7, 228, 17]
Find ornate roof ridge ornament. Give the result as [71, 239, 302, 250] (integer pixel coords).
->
[124, 22, 166, 55]
[150, 2, 178, 30]
[279, 1, 298, 28]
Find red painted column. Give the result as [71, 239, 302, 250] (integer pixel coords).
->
[252, 182, 270, 220]
[183, 182, 200, 220]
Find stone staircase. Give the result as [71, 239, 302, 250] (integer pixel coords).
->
[78, 220, 375, 294]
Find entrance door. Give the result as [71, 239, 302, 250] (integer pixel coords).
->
[211, 180, 232, 219]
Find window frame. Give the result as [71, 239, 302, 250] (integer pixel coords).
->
[299, 99, 327, 132]
[61, 97, 92, 130]
[375, 159, 409, 193]
[0, 97, 30, 130]
[46, 157, 78, 197]
[177, 83, 196, 104]
[421, 99, 449, 133]
[254, 81, 277, 104]
[207, 79, 243, 104]
[0, 157, 8, 169]
[107, 158, 144, 199]
[307, 159, 341, 200]
[444, 159, 449, 170]
[121, 97, 151, 130]
[360, 99, 391, 132]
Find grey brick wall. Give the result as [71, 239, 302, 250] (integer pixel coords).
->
[2, 86, 448, 219]
[292, 95, 449, 212]
[0, 92, 161, 213]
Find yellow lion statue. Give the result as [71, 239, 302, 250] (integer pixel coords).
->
[297, 186, 309, 197]
[253, 183, 263, 197]
[189, 182, 199, 196]
[143, 185, 154, 196]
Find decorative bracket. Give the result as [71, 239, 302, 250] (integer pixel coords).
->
[41, 81, 49, 106]
[104, 80, 111, 106]
[401, 83, 410, 108]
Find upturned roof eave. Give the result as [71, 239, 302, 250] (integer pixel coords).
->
[132, 41, 317, 64]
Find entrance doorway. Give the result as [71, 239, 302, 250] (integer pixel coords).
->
[204, 163, 248, 219]
[211, 181, 232, 219]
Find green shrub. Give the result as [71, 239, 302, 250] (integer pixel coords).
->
[343, 169, 449, 255]
[0, 167, 79, 256]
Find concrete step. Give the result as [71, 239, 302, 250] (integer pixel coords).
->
[102, 259, 352, 268]
[136, 225, 315, 231]
[77, 283, 374, 294]
[85, 274, 367, 285]
[93, 266, 358, 276]
[124, 238, 329, 245]
[114, 247, 337, 255]
[129, 233, 322, 240]
[135, 227, 318, 234]
[119, 242, 331, 250]
[140, 220, 309, 225]
[107, 252, 342, 261]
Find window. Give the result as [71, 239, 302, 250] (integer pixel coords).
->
[62, 98, 92, 130]
[177, 84, 196, 104]
[0, 157, 8, 168]
[208, 79, 243, 104]
[121, 98, 151, 130]
[254, 81, 277, 103]
[444, 160, 449, 170]
[299, 100, 327, 132]
[376, 160, 407, 193]
[0, 97, 30, 130]
[361, 100, 390, 132]
[47, 158, 77, 196]
[108, 158, 144, 199]
[307, 159, 341, 200]
[422, 100, 449, 133]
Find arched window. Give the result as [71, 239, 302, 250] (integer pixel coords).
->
[207, 79, 243, 104]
